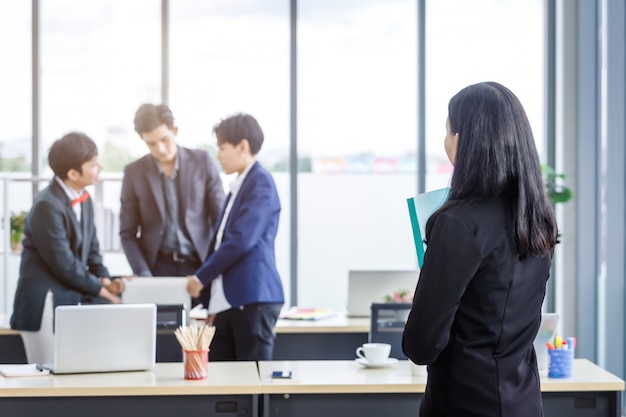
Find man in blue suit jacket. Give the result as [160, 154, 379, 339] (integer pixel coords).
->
[12, 132, 123, 332]
[187, 113, 284, 361]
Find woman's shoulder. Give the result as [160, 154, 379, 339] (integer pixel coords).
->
[439, 198, 510, 231]
[433, 198, 512, 255]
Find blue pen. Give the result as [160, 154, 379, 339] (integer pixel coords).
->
[567, 337, 576, 351]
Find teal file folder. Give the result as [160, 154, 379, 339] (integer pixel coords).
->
[407, 187, 450, 268]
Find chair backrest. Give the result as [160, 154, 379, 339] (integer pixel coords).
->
[122, 277, 189, 329]
[20, 290, 55, 364]
[369, 302, 411, 359]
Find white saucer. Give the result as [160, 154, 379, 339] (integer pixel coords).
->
[355, 357, 398, 368]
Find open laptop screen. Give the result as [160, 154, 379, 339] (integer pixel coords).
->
[347, 270, 419, 317]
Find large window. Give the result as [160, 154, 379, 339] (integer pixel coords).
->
[40, 0, 160, 175]
[425, 0, 547, 189]
[37, 0, 162, 258]
[169, 0, 291, 302]
[0, 0, 551, 318]
[0, 1, 31, 174]
[298, 0, 418, 309]
[0, 0, 32, 319]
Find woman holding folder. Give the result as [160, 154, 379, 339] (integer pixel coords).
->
[402, 82, 558, 417]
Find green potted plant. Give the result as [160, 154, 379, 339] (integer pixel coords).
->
[10, 210, 28, 252]
[542, 165, 573, 204]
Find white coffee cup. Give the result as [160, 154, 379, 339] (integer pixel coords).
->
[356, 343, 391, 364]
[409, 360, 427, 376]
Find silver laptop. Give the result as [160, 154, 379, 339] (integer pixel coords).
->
[347, 270, 419, 317]
[534, 313, 560, 371]
[46, 304, 156, 374]
[122, 277, 191, 309]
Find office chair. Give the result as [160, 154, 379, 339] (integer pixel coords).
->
[20, 290, 55, 364]
[369, 303, 411, 359]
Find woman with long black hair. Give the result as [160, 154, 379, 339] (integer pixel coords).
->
[403, 82, 558, 417]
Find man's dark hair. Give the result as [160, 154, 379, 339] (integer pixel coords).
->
[213, 113, 264, 155]
[48, 132, 98, 179]
[133, 103, 175, 136]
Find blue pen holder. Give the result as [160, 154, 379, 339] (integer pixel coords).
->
[548, 349, 574, 378]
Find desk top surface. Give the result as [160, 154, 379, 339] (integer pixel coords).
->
[275, 314, 369, 333]
[258, 359, 625, 394]
[0, 362, 260, 397]
[0, 315, 18, 335]
[541, 358, 626, 392]
[1, 359, 623, 397]
[0, 327, 18, 335]
[259, 359, 424, 393]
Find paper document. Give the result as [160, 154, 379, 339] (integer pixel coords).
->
[0, 363, 50, 377]
[280, 307, 336, 321]
[189, 304, 209, 320]
[407, 187, 450, 268]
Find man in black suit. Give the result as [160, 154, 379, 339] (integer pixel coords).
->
[119, 104, 225, 290]
[11, 132, 123, 332]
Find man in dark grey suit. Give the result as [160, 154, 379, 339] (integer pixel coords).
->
[11, 132, 124, 332]
[119, 104, 225, 295]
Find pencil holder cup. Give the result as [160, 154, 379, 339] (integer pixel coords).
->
[183, 349, 209, 380]
[548, 349, 574, 378]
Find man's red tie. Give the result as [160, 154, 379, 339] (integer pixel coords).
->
[71, 192, 90, 207]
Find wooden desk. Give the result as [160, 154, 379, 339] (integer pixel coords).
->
[258, 359, 625, 417]
[275, 315, 369, 334]
[273, 315, 369, 360]
[1, 358, 622, 416]
[0, 362, 260, 417]
[0, 327, 19, 335]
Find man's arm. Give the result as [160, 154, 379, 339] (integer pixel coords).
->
[99, 277, 122, 303]
[203, 151, 226, 227]
[119, 165, 152, 276]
